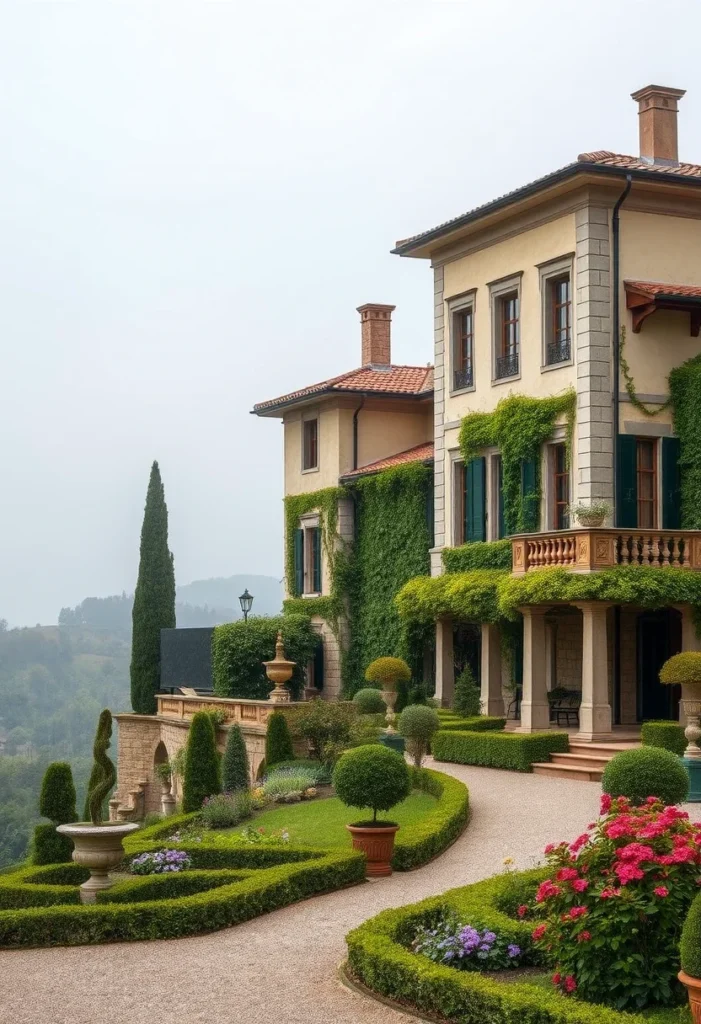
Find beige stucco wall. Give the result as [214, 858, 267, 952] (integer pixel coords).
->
[284, 405, 342, 495]
[353, 407, 432, 468]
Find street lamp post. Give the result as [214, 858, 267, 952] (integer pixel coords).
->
[239, 588, 254, 623]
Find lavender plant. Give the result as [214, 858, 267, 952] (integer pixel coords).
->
[130, 849, 192, 875]
[412, 915, 523, 971]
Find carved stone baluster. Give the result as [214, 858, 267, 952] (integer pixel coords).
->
[661, 537, 671, 567]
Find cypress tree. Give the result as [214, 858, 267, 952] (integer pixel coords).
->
[34, 761, 77, 865]
[222, 724, 250, 792]
[265, 711, 294, 768]
[130, 461, 176, 715]
[183, 711, 221, 813]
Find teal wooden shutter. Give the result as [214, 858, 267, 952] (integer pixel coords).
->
[616, 435, 637, 528]
[520, 458, 539, 533]
[312, 528, 322, 593]
[465, 457, 486, 542]
[294, 529, 304, 596]
[497, 458, 506, 539]
[662, 436, 682, 529]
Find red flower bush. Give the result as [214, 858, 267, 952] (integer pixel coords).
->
[529, 794, 701, 1010]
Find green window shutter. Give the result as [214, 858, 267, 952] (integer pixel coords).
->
[294, 529, 304, 596]
[520, 458, 540, 533]
[497, 458, 506, 539]
[662, 436, 682, 529]
[616, 434, 637, 528]
[465, 457, 486, 542]
[312, 528, 322, 593]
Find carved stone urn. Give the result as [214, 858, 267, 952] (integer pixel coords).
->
[263, 632, 296, 703]
[57, 821, 139, 903]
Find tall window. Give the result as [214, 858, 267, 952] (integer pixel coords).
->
[636, 439, 657, 528]
[453, 308, 474, 390]
[552, 443, 569, 530]
[302, 418, 318, 471]
[547, 275, 571, 365]
[496, 292, 519, 379]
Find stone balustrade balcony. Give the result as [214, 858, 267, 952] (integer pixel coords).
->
[511, 528, 701, 574]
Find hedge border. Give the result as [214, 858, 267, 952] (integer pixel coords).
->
[393, 769, 469, 870]
[0, 863, 88, 909]
[641, 720, 687, 758]
[434, 716, 506, 734]
[345, 870, 653, 1024]
[432, 729, 569, 772]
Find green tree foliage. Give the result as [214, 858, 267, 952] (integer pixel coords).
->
[33, 761, 78, 865]
[602, 747, 689, 806]
[352, 688, 387, 715]
[398, 705, 440, 767]
[290, 699, 357, 762]
[182, 711, 221, 813]
[395, 678, 410, 714]
[87, 710, 117, 825]
[453, 665, 481, 717]
[333, 745, 411, 823]
[130, 461, 176, 715]
[670, 352, 701, 529]
[212, 614, 319, 700]
[265, 712, 294, 768]
[364, 657, 412, 686]
[221, 725, 250, 792]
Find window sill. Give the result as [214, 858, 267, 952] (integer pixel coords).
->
[301, 466, 319, 475]
[491, 372, 521, 387]
[541, 359, 573, 374]
[302, 592, 322, 599]
[449, 383, 476, 397]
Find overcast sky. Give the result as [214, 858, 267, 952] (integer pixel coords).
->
[2, 0, 700, 626]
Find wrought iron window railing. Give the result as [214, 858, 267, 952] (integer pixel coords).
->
[495, 353, 519, 380]
[546, 338, 571, 365]
[453, 366, 473, 390]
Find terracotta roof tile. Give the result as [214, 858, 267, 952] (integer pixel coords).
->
[625, 280, 701, 298]
[253, 365, 433, 414]
[578, 151, 701, 177]
[340, 442, 434, 480]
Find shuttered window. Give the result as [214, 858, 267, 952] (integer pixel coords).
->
[311, 527, 322, 593]
[637, 439, 657, 529]
[616, 434, 638, 528]
[662, 436, 682, 530]
[616, 434, 678, 529]
[520, 457, 540, 533]
[293, 529, 305, 596]
[465, 457, 486, 542]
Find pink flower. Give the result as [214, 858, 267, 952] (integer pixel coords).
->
[569, 834, 589, 853]
[646, 796, 661, 805]
[572, 878, 589, 893]
[544, 843, 555, 854]
[531, 924, 547, 941]
[564, 975, 577, 994]
[600, 794, 612, 814]
[517, 905, 528, 918]
[600, 887, 621, 899]
[614, 862, 645, 884]
[577, 930, 591, 942]
[617, 843, 655, 864]
[556, 868, 579, 882]
[654, 886, 669, 898]
[535, 881, 562, 903]
[569, 906, 587, 919]
[552, 972, 562, 986]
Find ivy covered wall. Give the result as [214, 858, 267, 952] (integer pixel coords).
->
[670, 353, 701, 530]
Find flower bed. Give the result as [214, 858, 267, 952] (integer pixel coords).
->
[432, 729, 569, 772]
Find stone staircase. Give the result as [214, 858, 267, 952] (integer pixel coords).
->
[532, 740, 641, 782]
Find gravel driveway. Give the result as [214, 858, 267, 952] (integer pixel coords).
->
[0, 763, 612, 1024]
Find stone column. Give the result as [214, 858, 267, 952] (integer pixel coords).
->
[545, 619, 557, 693]
[519, 606, 550, 732]
[435, 617, 454, 707]
[675, 604, 701, 717]
[480, 623, 503, 716]
[575, 602, 613, 741]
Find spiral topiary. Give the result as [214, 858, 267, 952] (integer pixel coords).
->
[88, 709, 117, 825]
[364, 657, 411, 690]
[602, 746, 689, 806]
[352, 688, 387, 715]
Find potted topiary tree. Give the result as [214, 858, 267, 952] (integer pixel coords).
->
[680, 891, 701, 1023]
[660, 651, 701, 802]
[333, 744, 411, 877]
[364, 657, 412, 754]
[398, 704, 440, 767]
[57, 710, 138, 902]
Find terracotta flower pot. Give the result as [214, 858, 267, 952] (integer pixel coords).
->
[346, 822, 399, 877]
[679, 971, 701, 1023]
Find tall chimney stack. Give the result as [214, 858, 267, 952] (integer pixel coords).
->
[357, 303, 395, 367]
[631, 84, 686, 165]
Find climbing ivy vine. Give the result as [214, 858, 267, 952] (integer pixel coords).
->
[619, 325, 673, 418]
[458, 389, 576, 535]
[670, 353, 701, 530]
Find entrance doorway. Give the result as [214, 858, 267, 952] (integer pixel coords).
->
[636, 610, 681, 721]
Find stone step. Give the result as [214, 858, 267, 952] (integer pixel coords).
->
[550, 752, 610, 770]
[532, 762, 603, 782]
[568, 742, 640, 759]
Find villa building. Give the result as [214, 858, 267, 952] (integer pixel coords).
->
[394, 84, 701, 749]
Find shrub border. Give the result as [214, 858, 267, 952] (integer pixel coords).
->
[432, 729, 569, 772]
[345, 870, 653, 1024]
[393, 769, 469, 870]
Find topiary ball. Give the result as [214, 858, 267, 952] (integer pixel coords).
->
[602, 746, 689, 806]
[333, 744, 411, 823]
[364, 657, 411, 688]
[659, 652, 701, 689]
[353, 688, 387, 715]
[681, 890, 701, 979]
[398, 704, 440, 742]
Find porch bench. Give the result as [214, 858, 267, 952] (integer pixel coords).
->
[548, 688, 581, 727]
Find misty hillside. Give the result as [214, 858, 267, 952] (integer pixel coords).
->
[176, 575, 283, 617]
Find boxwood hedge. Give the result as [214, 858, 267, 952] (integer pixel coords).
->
[434, 715, 506, 733]
[346, 870, 655, 1024]
[641, 720, 687, 757]
[432, 729, 569, 772]
[392, 768, 469, 870]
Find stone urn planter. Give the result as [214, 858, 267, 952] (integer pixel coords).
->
[568, 502, 612, 529]
[346, 823, 399, 877]
[679, 972, 701, 1024]
[364, 657, 411, 755]
[57, 821, 139, 902]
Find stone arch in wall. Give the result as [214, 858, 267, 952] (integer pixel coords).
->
[147, 740, 170, 815]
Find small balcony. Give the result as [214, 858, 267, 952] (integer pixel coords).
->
[511, 528, 701, 574]
[546, 337, 571, 365]
[453, 366, 474, 391]
[495, 353, 519, 380]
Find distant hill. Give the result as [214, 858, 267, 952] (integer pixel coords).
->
[176, 575, 283, 619]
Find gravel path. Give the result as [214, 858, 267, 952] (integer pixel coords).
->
[1, 763, 608, 1024]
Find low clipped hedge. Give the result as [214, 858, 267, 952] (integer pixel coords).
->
[346, 870, 654, 1024]
[435, 716, 506, 734]
[392, 768, 469, 871]
[641, 720, 687, 757]
[432, 729, 569, 772]
[0, 846, 364, 948]
[97, 869, 249, 904]
[0, 863, 88, 909]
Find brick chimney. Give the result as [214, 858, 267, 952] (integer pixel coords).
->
[357, 303, 395, 367]
[631, 84, 686, 165]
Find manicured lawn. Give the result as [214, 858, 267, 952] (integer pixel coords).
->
[250, 792, 437, 848]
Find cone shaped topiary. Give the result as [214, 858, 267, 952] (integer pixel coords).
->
[222, 724, 250, 792]
[182, 711, 221, 813]
[34, 761, 78, 864]
[265, 711, 294, 768]
[130, 461, 176, 715]
[87, 709, 117, 825]
[453, 664, 481, 717]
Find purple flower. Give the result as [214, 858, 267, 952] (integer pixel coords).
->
[507, 945, 521, 958]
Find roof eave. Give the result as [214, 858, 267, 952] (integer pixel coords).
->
[339, 455, 434, 483]
[391, 162, 701, 259]
[252, 386, 434, 417]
